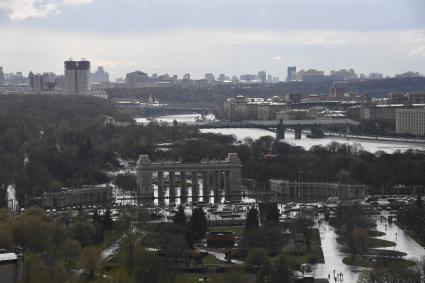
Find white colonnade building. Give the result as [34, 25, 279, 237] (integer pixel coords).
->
[136, 153, 242, 206]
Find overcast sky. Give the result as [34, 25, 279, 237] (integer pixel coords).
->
[0, 0, 424, 80]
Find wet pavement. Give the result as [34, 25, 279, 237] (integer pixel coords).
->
[314, 221, 364, 283]
[375, 216, 425, 262]
[314, 214, 425, 283]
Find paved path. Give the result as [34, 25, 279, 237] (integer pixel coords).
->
[375, 216, 425, 262]
[314, 215, 425, 283]
[314, 221, 365, 283]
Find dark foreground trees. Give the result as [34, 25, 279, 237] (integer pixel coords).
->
[357, 263, 421, 283]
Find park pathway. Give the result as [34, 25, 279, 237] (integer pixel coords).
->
[314, 221, 365, 283]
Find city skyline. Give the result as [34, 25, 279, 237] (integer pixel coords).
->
[0, 0, 424, 79]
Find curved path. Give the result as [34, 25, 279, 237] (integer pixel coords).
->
[375, 216, 425, 261]
[314, 221, 364, 282]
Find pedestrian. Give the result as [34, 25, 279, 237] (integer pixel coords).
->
[328, 274, 331, 280]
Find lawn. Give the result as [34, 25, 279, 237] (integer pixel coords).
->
[343, 256, 415, 268]
[366, 237, 396, 248]
[174, 272, 254, 283]
[284, 228, 325, 267]
[208, 226, 245, 236]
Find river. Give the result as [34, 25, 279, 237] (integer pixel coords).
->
[134, 114, 425, 154]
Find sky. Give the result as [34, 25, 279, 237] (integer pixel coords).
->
[0, 0, 425, 80]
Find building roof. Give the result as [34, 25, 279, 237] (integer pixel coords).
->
[0, 253, 18, 262]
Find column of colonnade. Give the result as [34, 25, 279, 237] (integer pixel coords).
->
[153, 169, 234, 205]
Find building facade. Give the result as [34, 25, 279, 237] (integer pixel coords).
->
[224, 95, 286, 121]
[42, 185, 113, 209]
[91, 66, 110, 83]
[125, 71, 148, 87]
[396, 108, 425, 136]
[0, 252, 22, 283]
[270, 179, 367, 203]
[64, 60, 91, 94]
[0, 67, 4, 85]
[136, 153, 242, 206]
[287, 66, 296, 82]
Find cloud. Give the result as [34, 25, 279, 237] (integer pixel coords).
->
[0, 0, 59, 20]
[63, 0, 94, 5]
[305, 37, 349, 45]
[406, 46, 425, 57]
[0, 27, 424, 79]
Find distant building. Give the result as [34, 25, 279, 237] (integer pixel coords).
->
[0, 251, 22, 283]
[42, 184, 113, 209]
[183, 73, 191, 80]
[369, 72, 384, 79]
[395, 71, 421, 78]
[204, 73, 215, 82]
[3, 72, 27, 85]
[64, 59, 91, 94]
[257, 70, 267, 83]
[29, 72, 56, 91]
[125, 71, 148, 88]
[0, 67, 4, 85]
[224, 95, 286, 121]
[239, 74, 257, 82]
[390, 92, 425, 104]
[390, 92, 406, 104]
[330, 69, 358, 80]
[91, 66, 109, 83]
[406, 92, 425, 104]
[396, 108, 425, 136]
[267, 74, 273, 82]
[91, 82, 115, 90]
[330, 85, 345, 100]
[277, 108, 311, 120]
[218, 74, 226, 82]
[296, 69, 325, 81]
[287, 66, 297, 82]
[284, 93, 302, 104]
[270, 179, 367, 203]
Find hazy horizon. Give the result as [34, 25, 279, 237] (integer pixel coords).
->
[0, 0, 424, 80]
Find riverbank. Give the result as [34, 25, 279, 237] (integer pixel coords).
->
[326, 133, 425, 146]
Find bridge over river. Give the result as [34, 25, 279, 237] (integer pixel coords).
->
[197, 119, 361, 140]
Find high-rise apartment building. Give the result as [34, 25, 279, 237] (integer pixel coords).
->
[0, 67, 4, 85]
[125, 71, 148, 87]
[205, 73, 215, 82]
[287, 66, 296, 82]
[91, 66, 109, 83]
[396, 108, 425, 136]
[183, 73, 191, 80]
[257, 70, 266, 83]
[64, 59, 91, 94]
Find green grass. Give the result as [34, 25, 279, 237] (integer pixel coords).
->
[202, 254, 228, 265]
[284, 228, 325, 267]
[208, 226, 245, 236]
[337, 235, 395, 249]
[367, 230, 386, 237]
[343, 256, 415, 268]
[174, 272, 254, 283]
[397, 223, 425, 247]
[366, 237, 396, 248]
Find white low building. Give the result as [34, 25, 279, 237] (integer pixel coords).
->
[270, 179, 367, 203]
[396, 108, 425, 136]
